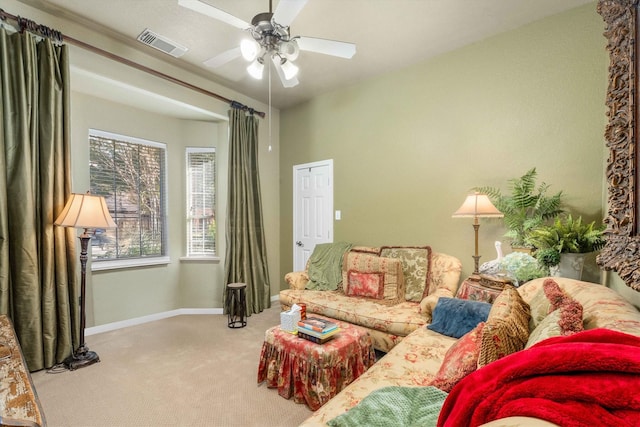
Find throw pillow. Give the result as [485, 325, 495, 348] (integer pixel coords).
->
[527, 288, 552, 331]
[427, 298, 491, 339]
[346, 270, 385, 299]
[525, 309, 564, 348]
[342, 253, 405, 303]
[379, 246, 432, 302]
[478, 285, 531, 367]
[431, 322, 485, 392]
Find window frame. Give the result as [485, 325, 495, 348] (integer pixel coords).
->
[184, 146, 217, 260]
[89, 129, 170, 271]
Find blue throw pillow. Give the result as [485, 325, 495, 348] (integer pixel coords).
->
[427, 297, 491, 338]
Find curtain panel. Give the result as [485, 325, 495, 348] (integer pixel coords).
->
[224, 107, 270, 315]
[0, 28, 78, 370]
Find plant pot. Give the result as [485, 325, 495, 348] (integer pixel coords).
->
[549, 253, 586, 280]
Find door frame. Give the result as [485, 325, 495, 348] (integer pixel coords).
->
[292, 159, 334, 270]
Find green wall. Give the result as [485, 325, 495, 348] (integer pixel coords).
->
[280, 3, 608, 285]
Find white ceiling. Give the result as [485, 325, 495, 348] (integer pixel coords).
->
[17, 0, 594, 111]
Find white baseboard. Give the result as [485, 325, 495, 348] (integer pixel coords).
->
[85, 307, 223, 336]
[86, 295, 280, 336]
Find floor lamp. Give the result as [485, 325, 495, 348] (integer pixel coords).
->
[54, 192, 116, 370]
[453, 192, 503, 274]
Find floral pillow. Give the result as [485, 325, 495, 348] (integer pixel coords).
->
[431, 322, 485, 392]
[346, 270, 384, 299]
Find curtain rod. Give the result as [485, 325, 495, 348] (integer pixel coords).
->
[0, 8, 266, 118]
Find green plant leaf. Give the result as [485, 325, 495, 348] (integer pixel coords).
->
[474, 168, 564, 247]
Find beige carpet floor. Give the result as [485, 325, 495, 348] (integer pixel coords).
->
[31, 306, 313, 427]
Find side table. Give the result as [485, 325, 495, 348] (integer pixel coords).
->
[257, 318, 376, 411]
[226, 283, 247, 328]
[456, 274, 513, 304]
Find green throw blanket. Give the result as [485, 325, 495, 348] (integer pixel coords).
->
[327, 386, 448, 427]
[305, 242, 353, 291]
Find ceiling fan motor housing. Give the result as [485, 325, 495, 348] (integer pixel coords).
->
[250, 12, 292, 54]
[251, 12, 274, 31]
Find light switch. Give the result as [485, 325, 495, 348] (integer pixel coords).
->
[335, 210, 341, 220]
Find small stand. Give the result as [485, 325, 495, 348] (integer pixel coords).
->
[226, 283, 247, 328]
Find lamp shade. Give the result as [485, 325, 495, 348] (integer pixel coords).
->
[280, 59, 299, 80]
[54, 192, 116, 229]
[240, 39, 259, 61]
[452, 192, 503, 218]
[247, 58, 264, 79]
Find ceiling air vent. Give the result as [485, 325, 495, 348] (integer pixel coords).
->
[137, 29, 188, 58]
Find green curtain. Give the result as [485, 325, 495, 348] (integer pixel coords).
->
[224, 106, 270, 315]
[0, 28, 78, 371]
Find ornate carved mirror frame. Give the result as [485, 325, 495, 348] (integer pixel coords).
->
[597, 0, 640, 291]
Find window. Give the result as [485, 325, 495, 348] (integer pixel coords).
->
[89, 129, 168, 266]
[186, 148, 216, 257]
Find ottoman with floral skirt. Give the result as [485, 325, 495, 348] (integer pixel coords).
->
[257, 317, 376, 411]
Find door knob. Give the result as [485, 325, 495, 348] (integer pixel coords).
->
[296, 241, 303, 247]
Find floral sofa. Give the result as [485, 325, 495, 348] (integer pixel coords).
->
[281, 246, 463, 352]
[299, 277, 640, 427]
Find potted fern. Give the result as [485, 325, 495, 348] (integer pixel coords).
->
[526, 214, 606, 279]
[476, 168, 564, 250]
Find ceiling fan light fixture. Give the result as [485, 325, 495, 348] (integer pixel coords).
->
[279, 40, 299, 61]
[280, 59, 299, 80]
[182, 0, 356, 88]
[240, 39, 260, 61]
[247, 58, 264, 79]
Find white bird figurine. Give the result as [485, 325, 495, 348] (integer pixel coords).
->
[479, 241, 504, 275]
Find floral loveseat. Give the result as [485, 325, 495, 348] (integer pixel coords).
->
[281, 246, 462, 352]
[299, 277, 640, 427]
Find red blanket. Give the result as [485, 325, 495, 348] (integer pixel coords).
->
[438, 328, 640, 427]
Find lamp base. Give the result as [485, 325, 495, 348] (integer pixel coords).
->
[473, 254, 481, 275]
[63, 349, 100, 370]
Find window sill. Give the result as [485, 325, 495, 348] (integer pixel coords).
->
[91, 256, 171, 272]
[179, 256, 221, 264]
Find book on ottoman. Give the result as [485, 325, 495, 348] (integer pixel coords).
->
[298, 327, 341, 344]
[298, 317, 338, 333]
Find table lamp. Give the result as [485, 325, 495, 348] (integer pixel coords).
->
[54, 191, 116, 370]
[453, 192, 503, 274]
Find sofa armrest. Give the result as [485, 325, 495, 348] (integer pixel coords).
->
[419, 253, 462, 321]
[284, 271, 309, 290]
[419, 286, 456, 321]
[427, 252, 462, 298]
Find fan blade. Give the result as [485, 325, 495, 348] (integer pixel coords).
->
[297, 36, 356, 59]
[203, 47, 242, 68]
[178, 0, 250, 29]
[272, 56, 299, 88]
[273, 0, 309, 27]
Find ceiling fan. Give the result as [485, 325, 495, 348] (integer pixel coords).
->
[178, 0, 356, 88]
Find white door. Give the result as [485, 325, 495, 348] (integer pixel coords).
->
[293, 160, 334, 271]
